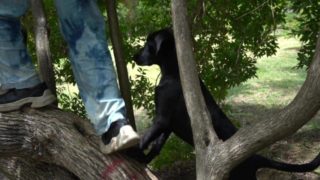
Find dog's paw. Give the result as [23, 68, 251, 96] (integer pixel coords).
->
[139, 134, 150, 150]
[122, 146, 149, 163]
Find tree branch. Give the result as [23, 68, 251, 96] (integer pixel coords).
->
[0, 157, 76, 180]
[105, 0, 136, 129]
[30, 0, 56, 98]
[171, 0, 221, 178]
[216, 32, 320, 172]
[171, 0, 219, 147]
[0, 108, 156, 179]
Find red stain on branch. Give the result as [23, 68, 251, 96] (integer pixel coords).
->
[101, 158, 125, 179]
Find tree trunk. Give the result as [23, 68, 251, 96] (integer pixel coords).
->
[171, 0, 320, 179]
[105, 0, 136, 130]
[171, 1, 220, 179]
[0, 107, 157, 180]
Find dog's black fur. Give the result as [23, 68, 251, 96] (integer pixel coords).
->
[133, 28, 320, 180]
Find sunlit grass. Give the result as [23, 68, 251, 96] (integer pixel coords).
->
[226, 37, 306, 108]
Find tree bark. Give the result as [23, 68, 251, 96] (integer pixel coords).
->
[105, 0, 136, 130]
[171, 0, 320, 179]
[171, 1, 220, 179]
[0, 108, 157, 180]
[30, 0, 57, 98]
[209, 31, 320, 178]
[0, 157, 76, 180]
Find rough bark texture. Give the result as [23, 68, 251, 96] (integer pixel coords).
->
[171, 1, 221, 179]
[0, 157, 76, 180]
[171, 0, 320, 179]
[30, 0, 56, 97]
[0, 107, 157, 180]
[105, 0, 136, 130]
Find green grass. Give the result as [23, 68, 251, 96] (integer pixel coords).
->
[226, 37, 320, 131]
[226, 37, 306, 108]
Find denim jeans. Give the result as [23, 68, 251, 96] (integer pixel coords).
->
[0, 0, 126, 135]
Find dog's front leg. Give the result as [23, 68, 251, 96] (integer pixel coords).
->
[140, 80, 180, 160]
[144, 130, 171, 163]
[140, 116, 170, 150]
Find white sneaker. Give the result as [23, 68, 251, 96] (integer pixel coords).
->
[0, 83, 56, 112]
[100, 121, 140, 154]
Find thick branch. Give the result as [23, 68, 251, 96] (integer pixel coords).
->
[0, 108, 156, 180]
[171, 0, 221, 178]
[207, 33, 320, 178]
[171, 0, 218, 149]
[218, 32, 320, 170]
[192, 0, 205, 25]
[0, 157, 76, 180]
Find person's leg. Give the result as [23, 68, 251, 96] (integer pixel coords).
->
[0, 1, 40, 90]
[54, 0, 138, 153]
[0, 1, 56, 112]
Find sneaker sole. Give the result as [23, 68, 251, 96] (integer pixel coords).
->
[100, 125, 140, 154]
[0, 89, 56, 112]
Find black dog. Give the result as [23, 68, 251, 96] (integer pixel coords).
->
[133, 28, 320, 179]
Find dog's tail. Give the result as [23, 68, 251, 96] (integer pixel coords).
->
[258, 152, 320, 172]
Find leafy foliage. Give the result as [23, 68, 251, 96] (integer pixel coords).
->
[119, 0, 287, 115]
[192, 0, 286, 98]
[57, 87, 86, 118]
[289, 0, 320, 68]
[130, 68, 156, 118]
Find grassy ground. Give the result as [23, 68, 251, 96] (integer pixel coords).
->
[226, 37, 306, 109]
[151, 37, 320, 179]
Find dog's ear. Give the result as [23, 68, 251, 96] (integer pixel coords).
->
[154, 35, 165, 55]
[154, 30, 174, 56]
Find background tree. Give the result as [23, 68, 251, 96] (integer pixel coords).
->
[289, 0, 320, 68]
[171, 0, 320, 178]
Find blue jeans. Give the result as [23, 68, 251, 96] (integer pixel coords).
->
[0, 0, 126, 135]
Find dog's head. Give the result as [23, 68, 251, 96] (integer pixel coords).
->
[133, 28, 176, 66]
